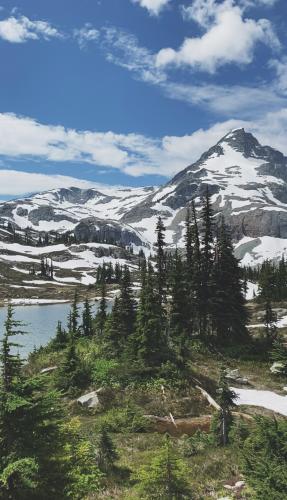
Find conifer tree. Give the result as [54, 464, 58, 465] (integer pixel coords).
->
[103, 296, 121, 357]
[82, 298, 94, 337]
[133, 261, 168, 367]
[51, 321, 68, 349]
[136, 435, 191, 499]
[117, 266, 136, 348]
[213, 368, 237, 446]
[211, 220, 249, 343]
[169, 249, 190, 369]
[155, 216, 167, 305]
[96, 425, 118, 473]
[70, 290, 80, 336]
[95, 283, 107, 337]
[263, 300, 278, 345]
[57, 336, 89, 393]
[200, 187, 214, 337]
[271, 336, 287, 376]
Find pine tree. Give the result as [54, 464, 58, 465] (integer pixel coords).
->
[264, 300, 278, 345]
[241, 417, 287, 499]
[211, 220, 249, 343]
[133, 261, 168, 367]
[82, 298, 94, 337]
[185, 201, 201, 334]
[200, 187, 214, 337]
[213, 367, 237, 446]
[51, 321, 68, 349]
[103, 296, 121, 357]
[96, 425, 118, 473]
[117, 266, 136, 349]
[169, 249, 190, 369]
[271, 336, 287, 376]
[136, 435, 191, 499]
[155, 216, 167, 305]
[70, 290, 80, 336]
[95, 283, 107, 337]
[57, 336, 90, 393]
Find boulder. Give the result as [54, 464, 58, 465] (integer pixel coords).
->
[77, 389, 104, 409]
[225, 369, 249, 385]
[40, 366, 57, 374]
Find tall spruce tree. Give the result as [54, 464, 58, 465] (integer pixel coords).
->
[117, 266, 136, 350]
[103, 296, 121, 358]
[213, 367, 237, 446]
[95, 282, 107, 337]
[70, 290, 80, 336]
[211, 219, 249, 343]
[263, 300, 278, 345]
[133, 261, 168, 367]
[155, 216, 167, 305]
[169, 249, 190, 369]
[82, 298, 94, 337]
[200, 187, 214, 337]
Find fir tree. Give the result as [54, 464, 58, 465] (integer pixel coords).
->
[70, 291, 80, 336]
[169, 249, 190, 369]
[271, 336, 287, 376]
[95, 283, 107, 337]
[117, 266, 136, 349]
[200, 187, 214, 337]
[56, 336, 90, 393]
[96, 425, 118, 473]
[211, 220, 249, 343]
[155, 216, 167, 305]
[133, 261, 168, 367]
[103, 296, 121, 357]
[82, 298, 94, 337]
[136, 435, 191, 499]
[213, 367, 237, 446]
[51, 321, 68, 349]
[263, 300, 278, 345]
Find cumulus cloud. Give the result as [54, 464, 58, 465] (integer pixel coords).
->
[157, 0, 280, 72]
[0, 15, 62, 43]
[74, 24, 100, 48]
[132, 0, 170, 16]
[1, 112, 287, 186]
[0, 171, 102, 196]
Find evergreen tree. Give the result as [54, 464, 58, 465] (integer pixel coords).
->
[103, 296, 121, 357]
[56, 336, 90, 393]
[241, 417, 287, 499]
[200, 187, 214, 337]
[95, 283, 107, 337]
[82, 298, 94, 337]
[51, 321, 68, 349]
[271, 336, 287, 376]
[70, 291, 80, 336]
[263, 300, 278, 345]
[96, 425, 118, 473]
[133, 261, 168, 367]
[213, 367, 237, 446]
[155, 216, 167, 305]
[117, 266, 136, 349]
[136, 435, 191, 499]
[169, 249, 190, 369]
[211, 220, 249, 343]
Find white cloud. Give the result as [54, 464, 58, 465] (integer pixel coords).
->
[1, 111, 287, 184]
[270, 57, 287, 94]
[0, 15, 62, 43]
[99, 26, 286, 118]
[0, 171, 102, 196]
[157, 0, 280, 72]
[102, 27, 166, 84]
[74, 24, 99, 48]
[132, 0, 170, 16]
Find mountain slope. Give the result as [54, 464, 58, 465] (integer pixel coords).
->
[1, 128, 287, 277]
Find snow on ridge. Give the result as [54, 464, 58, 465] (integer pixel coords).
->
[232, 387, 287, 416]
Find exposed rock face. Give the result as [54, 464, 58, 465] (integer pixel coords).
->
[2, 128, 287, 265]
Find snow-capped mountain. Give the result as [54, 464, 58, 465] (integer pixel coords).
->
[2, 128, 287, 272]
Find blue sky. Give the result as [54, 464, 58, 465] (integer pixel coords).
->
[0, 0, 287, 198]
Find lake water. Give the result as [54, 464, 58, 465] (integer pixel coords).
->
[0, 302, 100, 359]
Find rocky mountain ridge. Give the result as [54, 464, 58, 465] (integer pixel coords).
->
[2, 128, 287, 275]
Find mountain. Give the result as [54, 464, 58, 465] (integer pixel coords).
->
[1, 127, 287, 298]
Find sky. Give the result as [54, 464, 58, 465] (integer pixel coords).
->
[1, 0, 287, 199]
